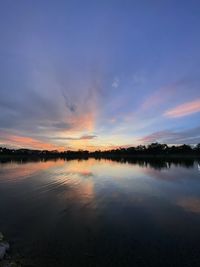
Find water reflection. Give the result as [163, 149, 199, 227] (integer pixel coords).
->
[1, 158, 200, 267]
[103, 157, 196, 170]
[0, 156, 197, 170]
[198, 162, 200, 172]
[177, 197, 200, 214]
[0, 160, 65, 182]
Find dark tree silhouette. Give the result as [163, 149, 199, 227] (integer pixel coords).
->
[0, 143, 200, 162]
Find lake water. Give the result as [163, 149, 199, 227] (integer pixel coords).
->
[0, 158, 200, 267]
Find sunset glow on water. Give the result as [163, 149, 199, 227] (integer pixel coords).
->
[1, 159, 200, 266]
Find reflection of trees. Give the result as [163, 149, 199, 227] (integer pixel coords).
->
[0, 143, 200, 170]
[95, 157, 194, 170]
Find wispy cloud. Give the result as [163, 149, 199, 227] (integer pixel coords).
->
[164, 99, 200, 118]
[51, 135, 97, 141]
[0, 131, 66, 151]
[62, 90, 77, 113]
[140, 85, 176, 111]
[80, 135, 97, 140]
[139, 127, 200, 144]
[139, 130, 174, 143]
[112, 77, 119, 88]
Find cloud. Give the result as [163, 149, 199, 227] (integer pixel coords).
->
[112, 77, 119, 88]
[0, 67, 100, 146]
[139, 127, 200, 144]
[164, 99, 200, 118]
[140, 130, 175, 143]
[51, 135, 97, 141]
[62, 90, 77, 113]
[140, 85, 176, 112]
[50, 122, 72, 130]
[0, 131, 66, 151]
[139, 77, 200, 114]
[80, 135, 97, 140]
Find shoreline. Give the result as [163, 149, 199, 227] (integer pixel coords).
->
[0, 153, 200, 161]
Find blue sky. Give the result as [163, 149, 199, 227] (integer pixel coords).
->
[0, 0, 200, 150]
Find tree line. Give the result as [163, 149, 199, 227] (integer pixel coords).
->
[0, 143, 200, 159]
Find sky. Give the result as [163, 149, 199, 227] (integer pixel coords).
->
[0, 0, 200, 151]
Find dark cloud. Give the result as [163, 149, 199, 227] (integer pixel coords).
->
[62, 90, 77, 113]
[0, 88, 72, 135]
[80, 135, 97, 140]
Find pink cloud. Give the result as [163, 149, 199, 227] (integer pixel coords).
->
[0, 131, 66, 151]
[164, 99, 200, 118]
[139, 127, 200, 144]
[140, 85, 176, 111]
[139, 130, 178, 144]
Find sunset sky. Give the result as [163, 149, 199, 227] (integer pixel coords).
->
[0, 1, 200, 151]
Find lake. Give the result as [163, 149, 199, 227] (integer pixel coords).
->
[0, 158, 200, 267]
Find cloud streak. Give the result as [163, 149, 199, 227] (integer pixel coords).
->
[51, 135, 97, 141]
[139, 127, 200, 144]
[62, 90, 77, 113]
[164, 99, 200, 118]
[0, 131, 66, 151]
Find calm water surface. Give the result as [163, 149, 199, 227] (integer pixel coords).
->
[0, 158, 200, 267]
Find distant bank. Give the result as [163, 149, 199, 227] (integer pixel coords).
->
[0, 143, 200, 162]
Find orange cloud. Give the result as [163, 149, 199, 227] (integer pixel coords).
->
[60, 108, 96, 135]
[0, 132, 65, 151]
[71, 112, 95, 132]
[164, 99, 200, 118]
